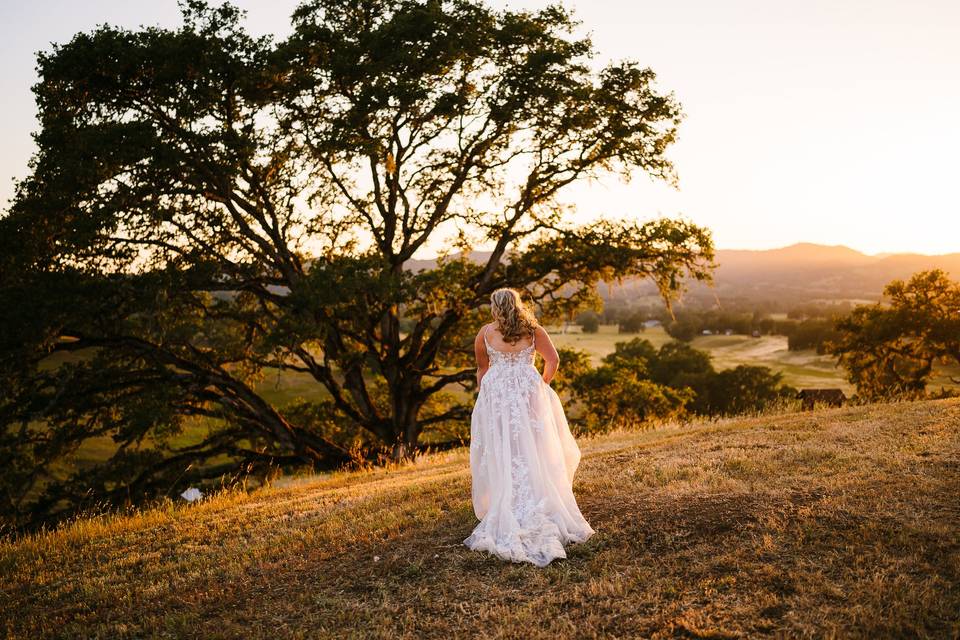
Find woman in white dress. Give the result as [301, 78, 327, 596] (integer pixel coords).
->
[463, 288, 595, 567]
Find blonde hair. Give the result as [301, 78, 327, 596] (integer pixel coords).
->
[490, 288, 538, 344]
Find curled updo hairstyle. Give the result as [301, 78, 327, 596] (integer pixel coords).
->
[490, 288, 538, 344]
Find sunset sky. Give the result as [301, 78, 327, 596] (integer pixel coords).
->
[1, 0, 958, 255]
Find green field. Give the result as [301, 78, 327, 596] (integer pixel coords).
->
[551, 324, 960, 395]
[550, 324, 852, 392]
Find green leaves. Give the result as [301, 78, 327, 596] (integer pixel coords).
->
[829, 270, 960, 400]
[509, 218, 714, 322]
[2, 0, 716, 529]
[561, 337, 791, 432]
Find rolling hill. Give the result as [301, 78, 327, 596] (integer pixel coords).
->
[407, 243, 960, 304]
[2, 399, 958, 638]
[684, 243, 960, 303]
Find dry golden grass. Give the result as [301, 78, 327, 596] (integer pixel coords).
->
[2, 399, 959, 639]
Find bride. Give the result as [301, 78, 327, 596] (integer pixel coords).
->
[463, 288, 595, 567]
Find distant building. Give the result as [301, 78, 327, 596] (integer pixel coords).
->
[643, 319, 661, 328]
[797, 388, 847, 411]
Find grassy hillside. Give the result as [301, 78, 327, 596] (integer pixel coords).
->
[2, 400, 958, 639]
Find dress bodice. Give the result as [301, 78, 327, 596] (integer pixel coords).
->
[483, 332, 536, 368]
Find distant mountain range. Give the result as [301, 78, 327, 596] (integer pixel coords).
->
[407, 243, 960, 305]
[684, 243, 960, 303]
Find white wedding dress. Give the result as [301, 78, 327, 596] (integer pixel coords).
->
[463, 331, 595, 567]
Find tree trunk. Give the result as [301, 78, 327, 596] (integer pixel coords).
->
[385, 412, 422, 462]
[390, 440, 412, 461]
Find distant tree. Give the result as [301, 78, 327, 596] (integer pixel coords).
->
[564, 337, 674, 430]
[569, 362, 692, 433]
[564, 337, 792, 426]
[600, 304, 625, 325]
[0, 0, 713, 527]
[829, 270, 960, 400]
[617, 310, 646, 333]
[773, 318, 798, 338]
[787, 301, 853, 320]
[665, 316, 699, 342]
[754, 316, 776, 335]
[601, 337, 658, 374]
[648, 341, 714, 386]
[707, 366, 793, 416]
[578, 311, 601, 334]
[714, 311, 753, 336]
[787, 318, 839, 353]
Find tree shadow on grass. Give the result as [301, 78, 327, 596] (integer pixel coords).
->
[175, 490, 822, 638]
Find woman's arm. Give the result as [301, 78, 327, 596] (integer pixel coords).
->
[533, 325, 560, 384]
[474, 325, 490, 386]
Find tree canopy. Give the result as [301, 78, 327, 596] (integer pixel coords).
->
[0, 0, 713, 528]
[829, 270, 960, 399]
[564, 338, 793, 431]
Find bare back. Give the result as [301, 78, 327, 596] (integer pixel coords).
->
[483, 323, 559, 370]
[483, 323, 535, 354]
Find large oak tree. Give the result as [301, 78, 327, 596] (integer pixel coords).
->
[0, 0, 713, 527]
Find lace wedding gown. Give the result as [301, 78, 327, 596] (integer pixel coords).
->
[463, 331, 595, 567]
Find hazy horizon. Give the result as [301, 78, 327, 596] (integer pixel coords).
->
[2, 0, 958, 255]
